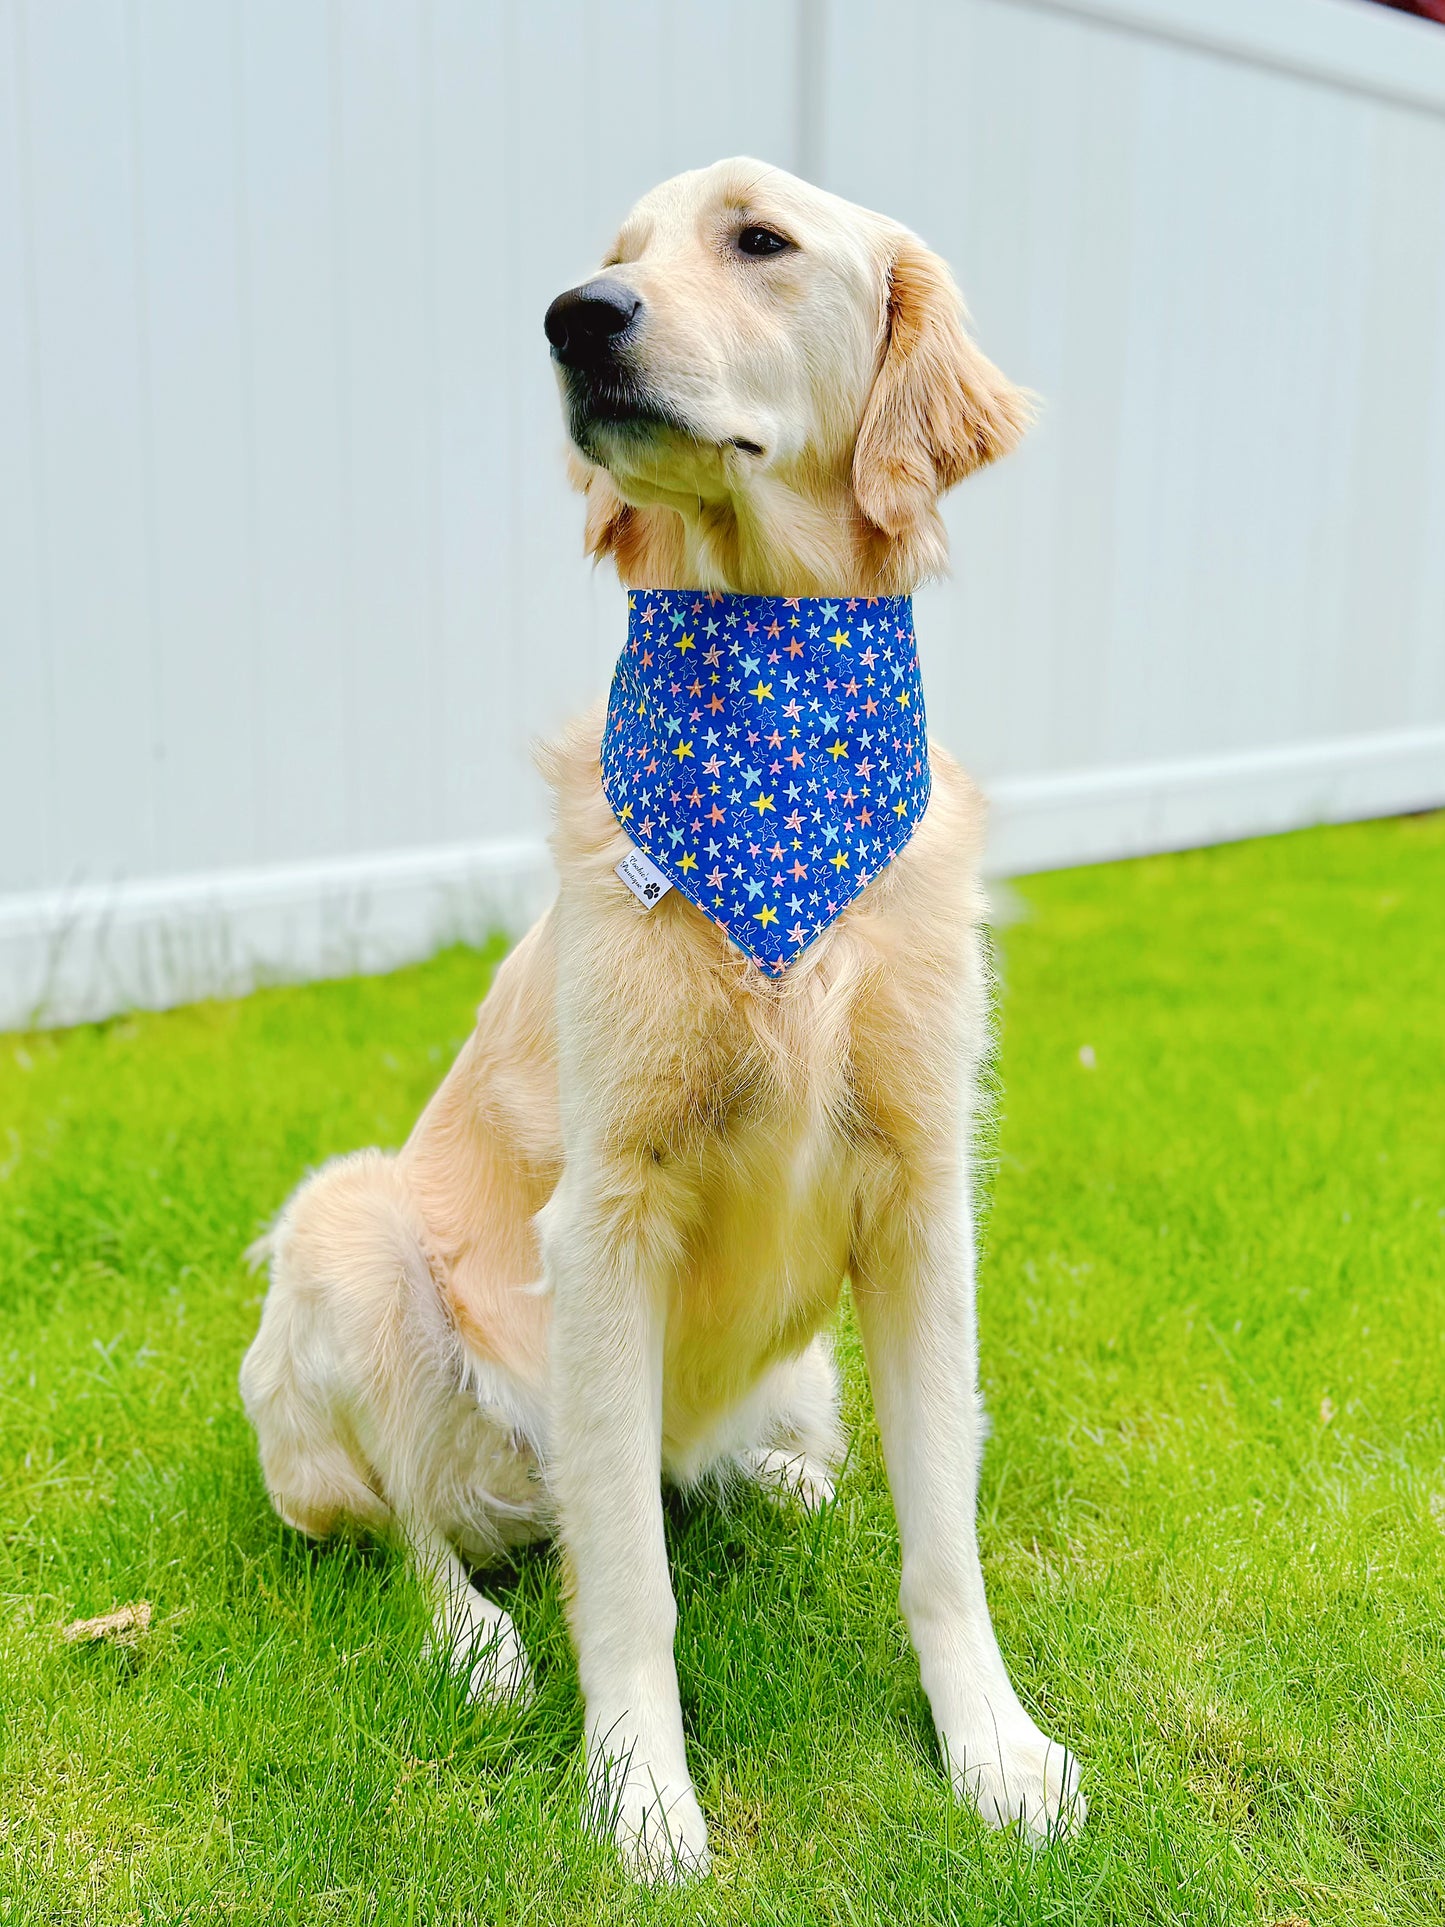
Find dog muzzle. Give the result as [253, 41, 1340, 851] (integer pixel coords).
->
[601, 589, 932, 974]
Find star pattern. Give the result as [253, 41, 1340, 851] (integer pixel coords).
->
[601, 589, 932, 974]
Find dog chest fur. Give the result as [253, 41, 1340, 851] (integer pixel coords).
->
[389, 719, 991, 1485]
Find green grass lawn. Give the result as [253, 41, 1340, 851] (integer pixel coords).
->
[2, 815, 1442, 1926]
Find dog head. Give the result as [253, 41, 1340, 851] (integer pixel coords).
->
[546, 158, 1030, 596]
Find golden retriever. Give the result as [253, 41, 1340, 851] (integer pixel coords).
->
[241, 156, 1083, 1881]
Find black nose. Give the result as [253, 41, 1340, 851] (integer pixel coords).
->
[544, 278, 641, 368]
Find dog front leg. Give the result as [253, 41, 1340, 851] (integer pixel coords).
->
[539, 1165, 709, 1882]
[853, 1161, 1085, 1842]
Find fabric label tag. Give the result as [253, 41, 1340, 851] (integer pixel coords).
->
[616, 845, 674, 909]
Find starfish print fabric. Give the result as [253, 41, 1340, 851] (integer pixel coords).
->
[600, 589, 932, 973]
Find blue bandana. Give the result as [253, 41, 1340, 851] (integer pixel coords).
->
[600, 590, 931, 973]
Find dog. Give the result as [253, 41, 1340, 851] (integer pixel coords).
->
[240, 157, 1083, 1881]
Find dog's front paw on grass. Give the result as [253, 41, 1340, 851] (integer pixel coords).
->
[943, 1717, 1085, 1845]
[586, 1754, 711, 1884]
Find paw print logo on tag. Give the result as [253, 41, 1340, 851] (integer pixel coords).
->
[616, 847, 675, 910]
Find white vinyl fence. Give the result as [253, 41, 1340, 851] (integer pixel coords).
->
[2, 0, 1443, 1026]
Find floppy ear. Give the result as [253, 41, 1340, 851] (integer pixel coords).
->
[566, 452, 684, 586]
[852, 238, 1032, 542]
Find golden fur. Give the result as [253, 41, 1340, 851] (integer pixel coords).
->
[241, 158, 1081, 1882]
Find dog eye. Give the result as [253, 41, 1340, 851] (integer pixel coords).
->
[736, 225, 792, 258]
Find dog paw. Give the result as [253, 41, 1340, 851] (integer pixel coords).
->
[745, 1447, 837, 1514]
[426, 1602, 534, 1709]
[942, 1712, 1085, 1844]
[586, 1753, 711, 1883]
